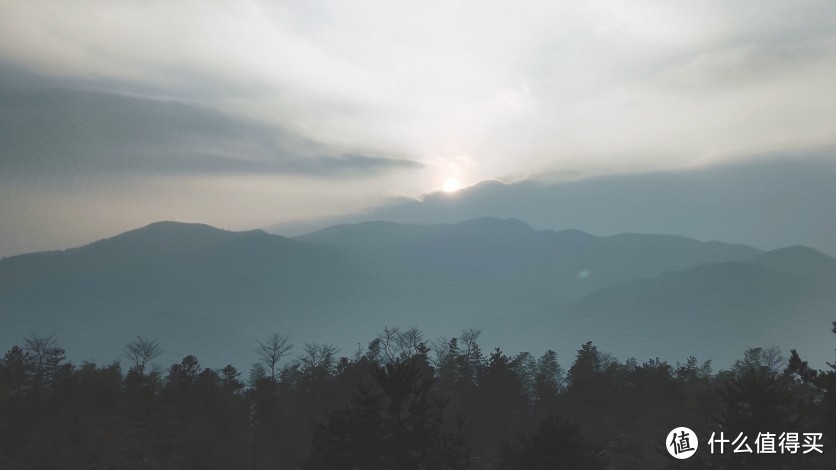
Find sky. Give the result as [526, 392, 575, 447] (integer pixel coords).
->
[2, 0, 836, 257]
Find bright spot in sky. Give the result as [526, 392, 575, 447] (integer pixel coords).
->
[444, 178, 462, 193]
[443, 178, 462, 193]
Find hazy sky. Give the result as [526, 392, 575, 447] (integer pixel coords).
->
[2, 0, 836, 257]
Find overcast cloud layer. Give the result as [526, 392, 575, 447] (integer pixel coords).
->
[1, 1, 836, 256]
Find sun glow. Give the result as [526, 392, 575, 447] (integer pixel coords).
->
[443, 178, 462, 193]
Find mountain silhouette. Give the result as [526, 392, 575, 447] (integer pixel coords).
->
[540, 258, 836, 367]
[1, 218, 831, 369]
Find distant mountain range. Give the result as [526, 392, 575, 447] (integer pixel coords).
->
[1, 218, 833, 370]
[267, 156, 836, 257]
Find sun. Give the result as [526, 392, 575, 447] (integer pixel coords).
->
[443, 178, 462, 193]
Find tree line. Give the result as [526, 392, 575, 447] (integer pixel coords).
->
[1, 324, 835, 469]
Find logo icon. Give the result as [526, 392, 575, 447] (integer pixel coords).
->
[667, 427, 698, 459]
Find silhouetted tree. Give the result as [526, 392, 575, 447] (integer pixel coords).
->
[1, 346, 31, 395]
[364, 337, 384, 366]
[467, 348, 531, 457]
[674, 355, 712, 383]
[248, 362, 267, 387]
[707, 347, 823, 469]
[828, 320, 836, 370]
[784, 349, 817, 383]
[532, 350, 563, 414]
[256, 333, 293, 385]
[733, 346, 785, 378]
[299, 343, 338, 389]
[498, 416, 607, 470]
[815, 321, 836, 461]
[4, 325, 836, 469]
[303, 358, 470, 470]
[460, 329, 484, 385]
[567, 341, 601, 393]
[123, 336, 164, 376]
[566, 341, 614, 408]
[22, 333, 63, 393]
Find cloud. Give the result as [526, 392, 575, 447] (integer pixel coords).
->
[2, 0, 835, 182]
[0, 83, 421, 179]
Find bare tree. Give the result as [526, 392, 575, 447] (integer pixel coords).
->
[430, 336, 450, 369]
[761, 346, 786, 376]
[23, 332, 58, 364]
[123, 336, 164, 375]
[397, 326, 427, 360]
[379, 326, 400, 362]
[257, 333, 293, 383]
[23, 332, 64, 391]
[299, 343, 339, 389]
[460, 329, 482, 358]
[377, 326, 428, 362]
[734, 346, 785, 377]
[300, 343, 338, 371]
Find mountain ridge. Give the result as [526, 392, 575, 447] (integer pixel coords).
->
[1, 218, 832, 370]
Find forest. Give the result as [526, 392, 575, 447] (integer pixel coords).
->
[1, 324, 834, 470]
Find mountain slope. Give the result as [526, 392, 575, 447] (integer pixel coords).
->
[298, 217, 763, 311]
[0, 222, 375, 367]
[2, 218, 830, 370]
[517, 256, 836, 368]
[749, 246, 836, 286]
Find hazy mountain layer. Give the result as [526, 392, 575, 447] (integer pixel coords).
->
[520, 260, 836, 369]
[1, 218, 832, 370]
[269, 156, 836, 257]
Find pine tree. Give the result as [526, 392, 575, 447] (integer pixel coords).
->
[498, 416, 607, 470]
[303, 358, 470, 470]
